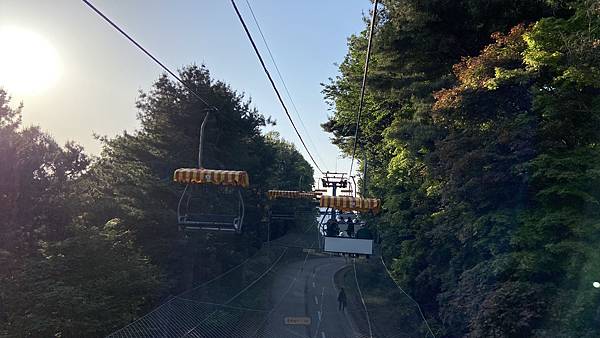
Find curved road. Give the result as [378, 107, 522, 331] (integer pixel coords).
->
[260, 254, 370, 338]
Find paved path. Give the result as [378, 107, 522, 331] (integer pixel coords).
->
[260, 254, 370, 338]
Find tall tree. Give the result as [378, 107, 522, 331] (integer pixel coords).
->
[84, 65, 313, 292]
[323, 0, 600, 336]
[0, 89, 162, 337]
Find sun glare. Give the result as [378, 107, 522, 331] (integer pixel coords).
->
[0, 26, 61, 95]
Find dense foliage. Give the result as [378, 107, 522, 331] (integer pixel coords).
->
[0, 90, 161, 337]
[4, 1, 600, 336]
[0, 65, 313, 337]
[325, 0, 600, 336]
[83, 65, 314, 292]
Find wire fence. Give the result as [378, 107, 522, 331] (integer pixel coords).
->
[107, 219, 432, 338]
[107, 245, 286, 338]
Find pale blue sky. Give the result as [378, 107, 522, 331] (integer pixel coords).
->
[0, 0, 371, 174]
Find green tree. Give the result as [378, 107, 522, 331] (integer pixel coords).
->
[262, 131, 314, 192]
[2, 222, 161, 338]
[83, 65, 313, 292]
[325, 0, 599, 336]
[0, 89, 162, 337]
[0, 90, 88, 256]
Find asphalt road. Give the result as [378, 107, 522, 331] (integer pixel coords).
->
[260, 254, 370, 338]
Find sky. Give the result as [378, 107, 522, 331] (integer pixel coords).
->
[0, 0, 372, 177]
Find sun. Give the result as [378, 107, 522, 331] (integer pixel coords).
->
[0, 26, 61, 95]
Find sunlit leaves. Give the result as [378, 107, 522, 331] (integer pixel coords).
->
[326, 0, 600, 336]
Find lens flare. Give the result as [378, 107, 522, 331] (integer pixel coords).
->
[0, 26, 61, 95]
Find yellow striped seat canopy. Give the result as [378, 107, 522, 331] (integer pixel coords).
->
[319, 195, 381, 214]
[267, 190, 317, 200]
[173, 168, 249, 188]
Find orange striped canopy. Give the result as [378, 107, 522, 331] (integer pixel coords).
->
[173, 168, 249, 188]
[319, 195, 381, 214]
[267, 190, 317, 200]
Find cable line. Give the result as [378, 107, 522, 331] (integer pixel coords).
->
[230, 0, 324, 174]
[82, 0, 215, 110]
[243, 0, 327, 169]
[380, 256, 437, 338]
[83, 0, 323, 174]
[354, 261, 374, 338]
[349, 0, 379, 177]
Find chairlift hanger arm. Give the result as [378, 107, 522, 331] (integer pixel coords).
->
[198, 109, 211, 168]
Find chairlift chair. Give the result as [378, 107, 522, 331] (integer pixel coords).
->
[266, 190, 318, 222]
[319, 194, 381, 255]
[319, 195, 380, 214]
[172, 109, 250, 234]
[174, 168, 249, 233]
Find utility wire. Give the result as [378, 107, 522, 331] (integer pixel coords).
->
[349, 0, 379, 177]
[243, 0, 327, 169]
[83, 0, 323, 174]
[82, 0, 215, 109]
[230, 0, 324, 174]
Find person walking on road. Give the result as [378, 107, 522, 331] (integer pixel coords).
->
[337, 288, 347, 312]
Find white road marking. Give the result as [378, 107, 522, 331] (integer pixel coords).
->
[312, 286, 326, 338]
[321, 332, 326, 338]
[314, 296, 319, 305]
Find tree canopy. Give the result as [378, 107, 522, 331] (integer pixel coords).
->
[3, 1, 600, 336]
[324, 0, 600, 336]
[0, 64, 314, 337]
